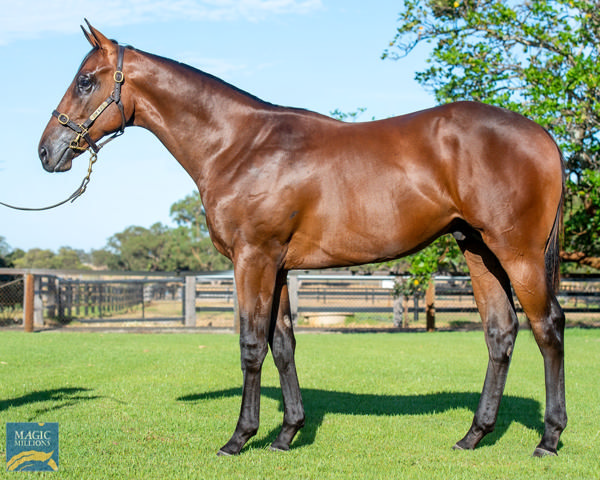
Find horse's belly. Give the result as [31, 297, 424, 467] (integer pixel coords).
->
[284, 209, 452, 270]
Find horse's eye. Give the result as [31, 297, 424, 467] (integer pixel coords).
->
[77, 74, 94, 93]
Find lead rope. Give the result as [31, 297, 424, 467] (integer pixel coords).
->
[0, 150, 98, 211]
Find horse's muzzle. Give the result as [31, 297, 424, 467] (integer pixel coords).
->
[38, 139, 76, 173]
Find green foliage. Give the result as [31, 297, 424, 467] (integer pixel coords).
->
[0, 236, 15, 268]
[170, 192, 208, 238]
[167, 193, 232, 271]
[0, 236, 11, 259]
[13, 247, 89, 270]
[329, 107, 367, 122]
[564, 169, 600, 255]
[394, 235, 464, 296]
[97, 220, 231, 272]
[102, 223, 172, 271]
[91, 193, 231, 272]
[384, 0, 600, 261]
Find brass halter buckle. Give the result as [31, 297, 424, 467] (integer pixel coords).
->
[70, 128, 91, 151]
[57, 113, 70, 125]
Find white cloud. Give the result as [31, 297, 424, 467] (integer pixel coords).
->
[0, 0, 322, 45]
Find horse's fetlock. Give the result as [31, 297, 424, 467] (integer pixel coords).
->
[238, 418, 259, 438]
[475, 418, 496, 435]
[289, 414, 305, 430]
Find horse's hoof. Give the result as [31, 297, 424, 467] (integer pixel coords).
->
[452, 438, 475, 451]
[533, 447, 557, 457]
[269, 444, 290, 453]
[217, 448, 235, 457]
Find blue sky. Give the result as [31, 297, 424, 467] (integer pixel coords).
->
[0, 0, 435, 252]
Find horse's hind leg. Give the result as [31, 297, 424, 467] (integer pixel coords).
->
[454, 235, 519, 451]
[502, 256, 567, 456]
[268, 270, 305, 451]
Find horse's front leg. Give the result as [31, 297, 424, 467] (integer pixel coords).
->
[217, 253, 277, 456]
[269, 271, 305, 451]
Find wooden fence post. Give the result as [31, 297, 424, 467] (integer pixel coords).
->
[288, 274, 299, 326]
[393, 295, 402, 328]
[184, 275, 196, 327]
[233, 280, 240, 334]
[34, 276, 43, 328]
[413, 294, 419, 323]
[23, 273, 34, 332]
[426, 278, 436, 332]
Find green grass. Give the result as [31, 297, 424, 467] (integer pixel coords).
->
[0, 329, 599, 479]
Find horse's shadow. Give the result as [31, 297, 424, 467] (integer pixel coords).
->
[0, 387, 100, 420]
[178, 387, 544, 451]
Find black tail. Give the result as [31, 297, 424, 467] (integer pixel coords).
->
[545, 149, 565, 294]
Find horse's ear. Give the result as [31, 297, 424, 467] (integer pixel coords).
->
[81, 19, 113, 51]
[81, 22, 98, 48]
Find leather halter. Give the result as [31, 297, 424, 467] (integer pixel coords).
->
[52, 44, 126, 153]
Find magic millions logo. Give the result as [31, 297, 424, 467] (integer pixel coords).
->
[6, 423, 59, 472]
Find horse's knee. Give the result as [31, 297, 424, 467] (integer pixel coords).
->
[240, 336, 268, 372]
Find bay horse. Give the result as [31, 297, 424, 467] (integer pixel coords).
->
[38, 23, 567, 457]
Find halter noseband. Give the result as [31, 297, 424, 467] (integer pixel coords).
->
[52, 44, 126, 154]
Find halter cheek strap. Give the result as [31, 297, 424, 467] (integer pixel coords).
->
[52, 44, 126, 153]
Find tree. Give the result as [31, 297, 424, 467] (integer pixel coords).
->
[169, 193, 232, 271]
[0, 237, 13, 268]
[0, 237, 11, 258]
[384, 0, 600, 267]
[160, 226, 231, 272]
[562, 169, 600, 268]
[103, 223, 171, 271]
[91, 248, 119, 270]
[170, 192, 208, 238]
[54, 247, 89, 270]
[92, 194, 232, 272]
[12, 247, 89, 269]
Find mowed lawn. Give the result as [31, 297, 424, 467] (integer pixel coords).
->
[0, 328, 598, 479]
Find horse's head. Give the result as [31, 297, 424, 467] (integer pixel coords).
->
[38, 21, 129, 172]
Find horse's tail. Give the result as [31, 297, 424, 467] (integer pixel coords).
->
[545, 147, 565, 294]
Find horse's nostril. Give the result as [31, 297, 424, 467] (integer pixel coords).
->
[39, 145, 48, 163]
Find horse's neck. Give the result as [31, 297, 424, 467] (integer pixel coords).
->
[129, 49, 268, 185]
